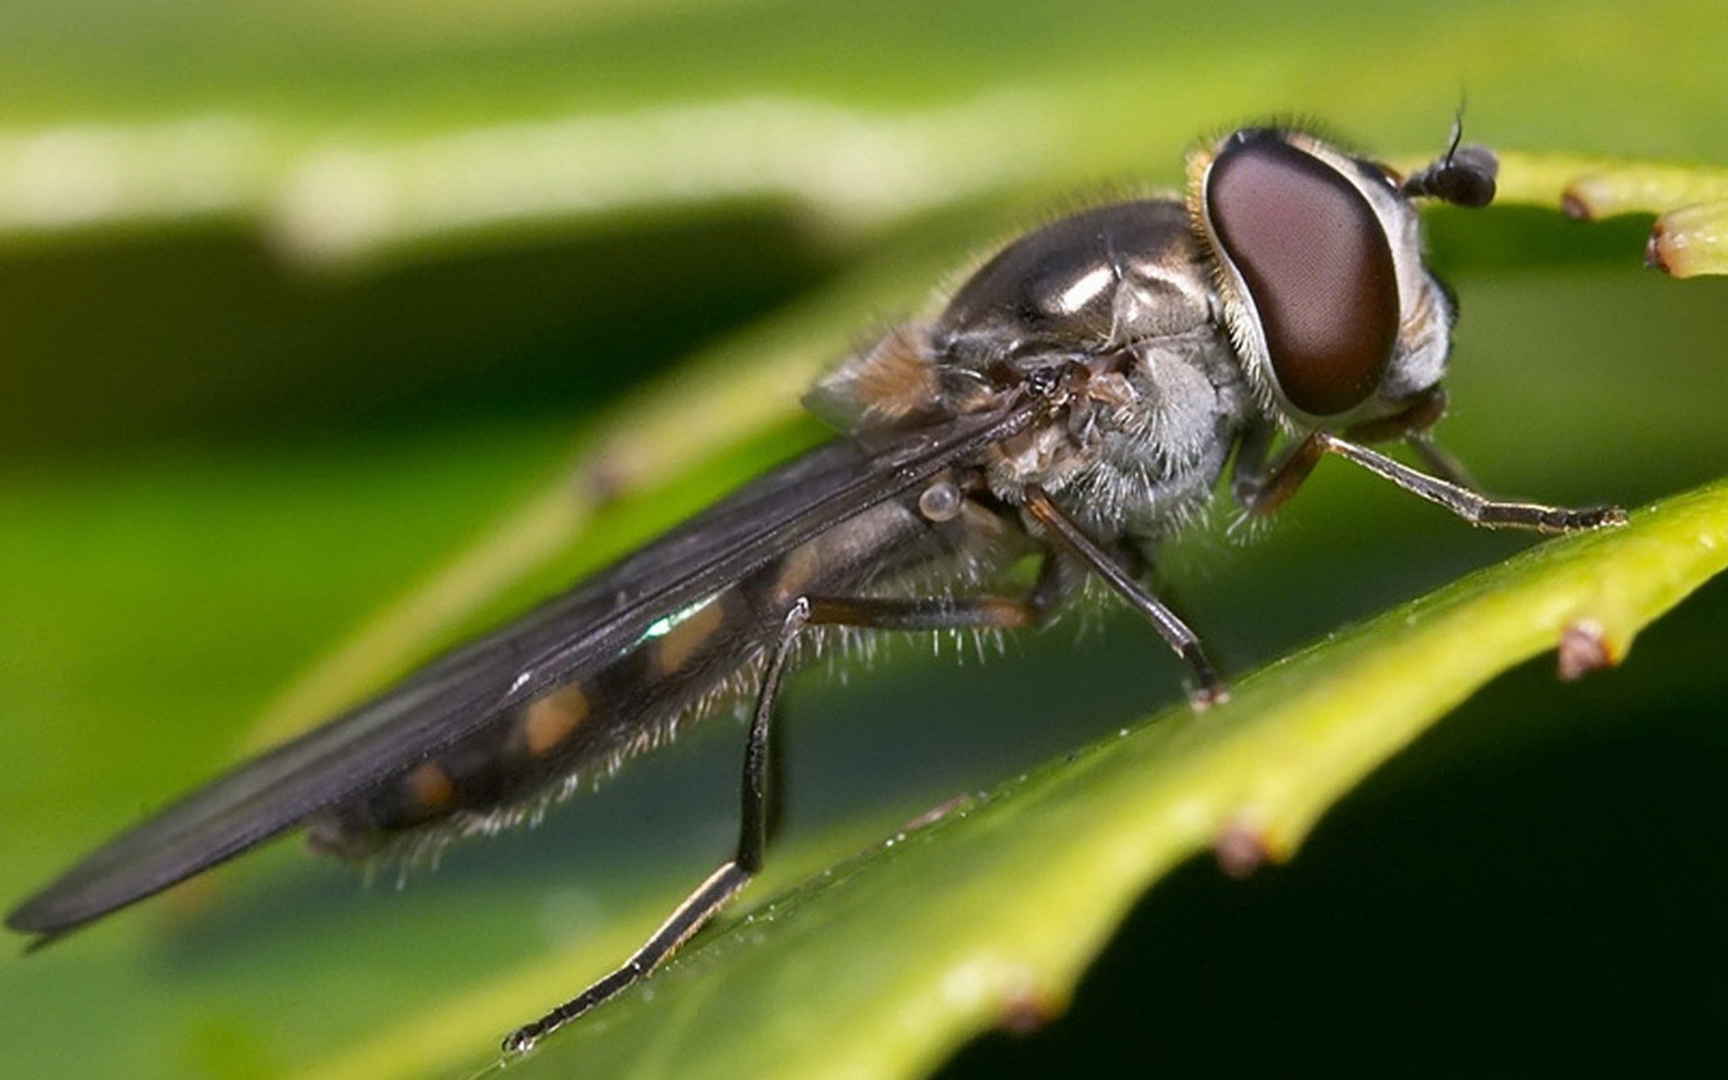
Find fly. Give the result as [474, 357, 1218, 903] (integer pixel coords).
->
[7, 122, 1627, 1054]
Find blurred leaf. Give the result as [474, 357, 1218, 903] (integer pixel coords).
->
[305, 480, 1728, 1079]
[1548, 160, 1728, 222]
[1485, 152, 1728, 277]
[1, 0, 1724, 266]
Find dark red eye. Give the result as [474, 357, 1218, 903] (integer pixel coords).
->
[1206, 131, 1399, 416]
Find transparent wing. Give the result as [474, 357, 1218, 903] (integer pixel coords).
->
[8, 400, 1039, 939]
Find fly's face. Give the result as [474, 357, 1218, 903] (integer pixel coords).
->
[1189, 126, 1496, 431]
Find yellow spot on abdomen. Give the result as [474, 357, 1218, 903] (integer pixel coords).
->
[404, 761, 456, 813]
[654, 596, 726, 675]
[770, 543, 821, 610]
[524, 684, 591, 756]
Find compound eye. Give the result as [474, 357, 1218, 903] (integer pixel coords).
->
[1206, 133, 1400, 416]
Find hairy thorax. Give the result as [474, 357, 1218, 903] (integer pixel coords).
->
[815, 197, 1252, 545]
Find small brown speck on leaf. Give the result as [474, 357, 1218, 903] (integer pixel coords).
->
[578, 457, 629, 505]
[901, 793, 976, 833]
[1214, 820, 1270, 879]
[1645, 223, 1673, 273]
[1557, 619, 1614, 681]
[998, 990, 1059, 1035]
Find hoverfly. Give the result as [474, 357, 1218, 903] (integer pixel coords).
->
[7, 122, 1625, 1054]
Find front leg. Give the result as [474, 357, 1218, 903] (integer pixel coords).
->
[1235, 427, 1626, 534]
[1313, 434, 1626, 532]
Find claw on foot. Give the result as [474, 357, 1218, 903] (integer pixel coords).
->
[1188, 682, 1231, 711]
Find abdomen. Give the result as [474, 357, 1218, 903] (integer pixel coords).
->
[305, 487, 1015, 859]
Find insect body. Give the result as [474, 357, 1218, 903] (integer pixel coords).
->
[7, 124, 1625, 1053]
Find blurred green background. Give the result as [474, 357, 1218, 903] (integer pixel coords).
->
[2, 1, 1725, 1077]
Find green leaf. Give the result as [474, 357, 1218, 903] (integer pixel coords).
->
[302, 480, 1728, 1080]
